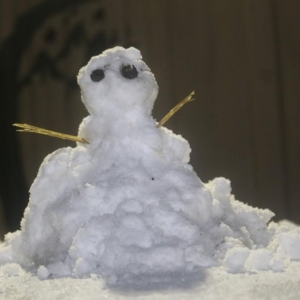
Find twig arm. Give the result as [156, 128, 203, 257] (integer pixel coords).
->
[13, 91, 195, 143]
[13, 123, 88, 144]
[157, 91, 195, 128]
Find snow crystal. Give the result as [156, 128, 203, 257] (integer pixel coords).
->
[37, 266, 49, 280]
[270, 257, 285, 272]
[0, 46, 299, 288]
[245, 249, 274, 271]
[277, 231, 300, 259]
[0, 263, 21, 277]
[223, 247, 250, 272]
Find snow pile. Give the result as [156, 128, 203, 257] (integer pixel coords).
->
[0, 47, 300, 284]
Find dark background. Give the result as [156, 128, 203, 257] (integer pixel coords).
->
[0, 0, 299, 238]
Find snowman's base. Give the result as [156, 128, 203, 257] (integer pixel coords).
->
[1, 261, 300, 300]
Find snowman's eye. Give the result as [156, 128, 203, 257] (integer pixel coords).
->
[90, 69, 105, 82]
[121, 64, 138, 79]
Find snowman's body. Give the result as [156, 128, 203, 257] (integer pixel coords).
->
[0, 47, 276, 280]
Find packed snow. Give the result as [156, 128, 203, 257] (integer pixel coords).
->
[0, 47, 300, 296]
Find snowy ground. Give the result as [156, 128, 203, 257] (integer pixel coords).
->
[1, 261, 300, 300]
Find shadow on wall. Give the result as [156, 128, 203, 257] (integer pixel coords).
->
[0, 0, 123, 234]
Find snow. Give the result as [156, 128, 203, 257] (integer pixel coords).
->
[223, 247, 250, 272]
[37, 266, 49, 280]
[0, 46, 300, 298]
[278, 232, 300, 259]
[1, 262, 300, 300]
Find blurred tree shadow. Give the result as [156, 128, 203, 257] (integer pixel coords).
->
[0, 0, 117, 232]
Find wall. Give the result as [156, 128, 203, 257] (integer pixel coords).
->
[0, 0, 299, 234]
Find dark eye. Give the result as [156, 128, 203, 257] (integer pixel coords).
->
[121, 64, 138, 79]
[90, 69, 105, 82]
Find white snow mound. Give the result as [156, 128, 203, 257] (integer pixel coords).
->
[0, 47, 299, 283]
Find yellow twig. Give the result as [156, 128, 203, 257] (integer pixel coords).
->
[157, 91, 195, 128]
[13, 92, 195, 142]
[13, 123, 88, 144]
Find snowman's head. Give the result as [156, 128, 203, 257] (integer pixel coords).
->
[77, 47, 158, 118]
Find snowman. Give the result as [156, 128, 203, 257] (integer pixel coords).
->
[0, 47, 275, 281]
